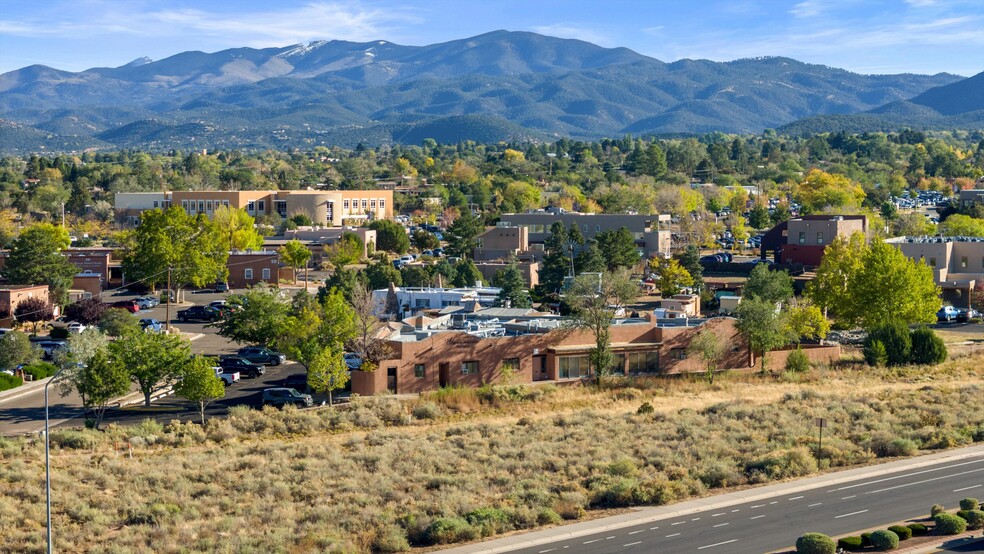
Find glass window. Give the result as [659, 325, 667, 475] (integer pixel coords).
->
[182, 200, 189, 212]
[596, 225, 601, 232]
[206, 200, 213, 211]
[930, 258, 937, 267]
[362, 199, 368, 209]
[223, 200, 229, 207]
[247, 200, 255, 212]
[816, 232, 823, 244]
[261, 268, 270, 280]
[798, 231, 806, 244]
[414, 298, 431, 308]
[627, 351, 659, 374]
[461, 361, 478, 374]
[275, 201, 287, 217]
[153, 201, 158, 208]
[344, 199, 350, 210]
[670, 348, 686, 360]
[379, 199, 385, 209]
[961, 257, 968, 268]
[414, 364, 425, 378]
[197, 201, 204, 213]
[245, 268, 253, 280]
[370, 199, 377, 209]
[501, 358, 520, 374]
[559, 356, 589, 379]
[258, 200, 265, 212]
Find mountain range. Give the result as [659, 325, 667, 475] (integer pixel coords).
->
[0, 30, 977, 152]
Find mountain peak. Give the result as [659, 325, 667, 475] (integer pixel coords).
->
[124, 57, 153, 67]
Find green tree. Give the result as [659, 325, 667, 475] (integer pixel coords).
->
[98, 308, 141, 337]
[452, 258, 482, 287]
[307, 346, 350, 405]
[212, 205, 264, 251]
[4, 222, 77, 305]
[783, 302, 830, 344]
[806, 233, 866, 319]
[66, 180, 92, 215]
[796, 169, 866, 214]
[939, 214, 984, 236]
[687, 327, 725, 384]
[848, 241, 939, 329]
[539, 222, 572, 295]
[445, 210, 484, 259]
[648, 257, 693, 298]
[326, 232, 364, 266]
[280, 239, 312, 283]
[364, 260, 402, 290]
[596, 227, 639, 270]
[175, 356, 225, 424]
[493, 260, 532, 308]
[0, 331, 39, 371]
[110, 329, 192, 407]
[369, 220, 410, 254]
[321, 267, 361, 302]
[909, 326, 947, 365]
[64, 351, 129, 429]
[412, 229, 440, 251]
[743, 263, 794, 304]
[735, 297, 793, 374]
[748, 203, 771, 229]
[212, 284, 289, 346]
[566, 270, 638, 383]
[575, 240, 607, 274]
[677, 245, 705, 294]
[400, 265, 433, 287]
[63, 298, 108, 325]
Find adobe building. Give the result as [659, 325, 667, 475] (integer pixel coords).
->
[115, 189, 394, 227]
[474, 261, 539, 289]
[0, 284, 50, 318]
[265, 226, 378, 265]
[497, 212, 672, 258]
[760, 215, 868, 267]
[226, 250, 280, 289]
[885, 235, 984, 307]
[351, 313, 841, 395]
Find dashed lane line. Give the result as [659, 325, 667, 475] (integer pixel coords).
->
[698, 539, 739, 550]
[835, 509, 870, 519]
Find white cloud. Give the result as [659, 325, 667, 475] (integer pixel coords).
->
[790, 0, 826, 18]
[905, 0, 938, 6]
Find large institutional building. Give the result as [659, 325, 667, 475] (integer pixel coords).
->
[114, 189, 394, 226]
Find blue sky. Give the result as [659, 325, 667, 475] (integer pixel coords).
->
[1, 0, 982, 76]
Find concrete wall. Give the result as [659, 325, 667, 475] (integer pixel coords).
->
[764, 345, 843, 370]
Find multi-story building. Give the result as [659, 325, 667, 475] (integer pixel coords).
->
[496, 212, 672, 258]
[760, 215, 867, 267]
[115, 189, 394, 226]
[885, 235, 984, 306]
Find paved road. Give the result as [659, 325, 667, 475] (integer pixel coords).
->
[498, 455, 984, 554]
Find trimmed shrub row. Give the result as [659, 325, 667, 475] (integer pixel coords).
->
[863, 323, 947, 367]
[834, 522, 922, 551]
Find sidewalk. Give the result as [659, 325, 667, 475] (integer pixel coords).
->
[442, 444, 984, 554]
[0, 375, 54, 404]
[897, 532, 984, 553]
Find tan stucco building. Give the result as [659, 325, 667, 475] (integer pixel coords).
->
[886, 235, 984, 307]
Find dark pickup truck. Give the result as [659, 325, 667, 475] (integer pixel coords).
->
[176, 305, 219, 322]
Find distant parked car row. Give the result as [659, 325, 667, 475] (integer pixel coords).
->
[937, 306, 982, 323]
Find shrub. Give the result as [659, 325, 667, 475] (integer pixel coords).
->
[959, 498, 980, 511]
[962, 509, 984, 530]
[0, 373, 22, 392]
[887, 525, 912, 541]
[837, 536, 863, 551]
[934, 513, 967, 535]
[931, 504, 946, 516]
[907, 523, 928, 536]
[20, 361, 58, 381]
[426, 517, 477, 545]
[373, 524, 410, 552]
[636, 402, 654, 415]
[796, 532, 836, 554]
[411, 402, 441, 420]
[536, 509, 562, 526]
[785, 348, 811, 372]
[909, 326, 947, 365]
[861, 532, 873, 547]
[869, 529, 899, 550]
[863, 339, 888, 367]
[49, 326, 69, 339]
[866, 323, 911, 366]
[48, 429, 100, 450]
[465, 507, 512, 537]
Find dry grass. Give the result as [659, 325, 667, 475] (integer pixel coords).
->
[1, 357, 983, 553]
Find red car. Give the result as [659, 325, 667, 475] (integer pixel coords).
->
[111, 300, 140, 313]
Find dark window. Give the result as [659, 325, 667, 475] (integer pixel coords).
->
[461, 361, 478, 374]
[414, 364, 425, 378]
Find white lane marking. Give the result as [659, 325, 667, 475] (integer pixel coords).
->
[830, 458, 984, 492]
[731, 509, 741, 512]
[628, 530, 644, 535]
[809, 503, 823, 507]
[712, 512, 726, 517]
[698, 539, 739, 550]
[538, 549, 556, 553]
[691, 517, 701, 521]
[835, 509, 870, 519]
[750, 515, 766, 520]
[582, 539, 600, 544]
[867, 467, 984, 495]
[623, 541, 642, 547]
[713, 522, 730, 528]
[605, 536, 615, 540]
[751, 504, 765, 508]
[672, 521, 684, 525]
[665, 533, 681, 538]
[788, 496, 804, 500]
[841, 495, 856, 500]
[769, 501, 778, 505]
[954, 484, 981, 492]
[649, 526, 659, 530]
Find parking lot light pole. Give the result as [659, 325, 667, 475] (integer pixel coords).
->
[45, 366, 67, 554]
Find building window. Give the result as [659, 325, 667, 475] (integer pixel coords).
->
[559, 355, 589, 379]
[258, 200, 265, 212]
[461, 361, 478, 375]
[501, 358, 520, 375]
[182, 200, 189, 212]
[206, 200, 213, 211]
[247, 200, 255, 212]
[627, 351, 659, 374]
[583, 225, 588, 232]
[414, 364, 425, 378]
[414, 298, 431, 308]
[798, 231, 806, 244]
[596, 225, 601, 232]
[153, 201, 158, 208]
[370, 199, 377, 209]
[344, 199, 350, 210]
[244, 268, 253, 280]
[261, 268, 270, 280]
[362, 199, 368, 210]
[816, 232, 823, 245]
[670, 348, 687, 360]
[961, 256, 968, 268]
[223, 200, 229, 208]
[929, 258, 937, 267]
[197, 201, 204, 213]
[379, 199, 385, 210]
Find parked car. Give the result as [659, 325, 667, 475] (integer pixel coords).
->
[956, 308, 982, 323]
[262, 387, 313, 408]
[214, 282, 230, 293]
[344, 352, 363, 370]
[237, 346, 286, 366]
[66, 322, 87, 334]
[282, 373, 309, 392]
[36, 340, 68, 360]
[937, 305, 959, 322]
[214, 367, 240, 386]
[134, 296, 159, 309]
[139, 319, 163, 333]
[111, 300, 141, 313]
[0, 328, 12, 336]
[176, 305, 220, 322]
[218, 356, 265, 378]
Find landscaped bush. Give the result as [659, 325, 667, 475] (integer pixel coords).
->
[796, 532, 836, 554]
[49, 326, 69, 339]
[934, 513, 968, 535]
[861, 532, 873, 547]
[20, 361, 58, 381]
[837, 536, 864, 551]
[907, 523, 928, 536]
[887, 524, 912, 540]
[786, 348, 811, 372]
[961, 509, 984, 530]
[931, 504, 946, 516]
[910, 326, 947, 365]
[869, 529, 899, 550]
[865, 323, 911, 366]
[0, 373, 22, 392]
[959, 498, 980, 511]
[863, 338, 887, 366]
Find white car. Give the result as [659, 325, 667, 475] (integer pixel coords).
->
[214, 367, 240, 386]
[344, 353, 363, 370]
[67, 322, 87, 334]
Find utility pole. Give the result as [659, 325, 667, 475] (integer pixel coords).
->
[165, 266, 172, 332]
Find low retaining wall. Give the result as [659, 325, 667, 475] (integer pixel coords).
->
[764, 344, 842, 368]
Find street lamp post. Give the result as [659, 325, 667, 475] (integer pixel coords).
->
[44, 366, 67, 554]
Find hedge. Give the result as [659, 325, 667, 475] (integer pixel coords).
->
[931, 504, 946, 516]
[907, 523, 928, 536]
[935, 513, 967, 535]
[796, 532, 836, 554]
[961, 509, 984, 530]
[0, 373, 23, 392]
[959, 498, 981, 511]
[910, 326, 947, 365]
[887, 524, 912, 541]
[869, 529, 899, 551]
[837, 536, 863, 551]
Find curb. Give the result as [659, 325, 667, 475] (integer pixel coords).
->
[116, 386, 175, 408]
[441, 444, 984, 554]
[0, 376, 54, 404]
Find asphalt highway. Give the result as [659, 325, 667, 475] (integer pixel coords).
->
[505, 455, 984, 554]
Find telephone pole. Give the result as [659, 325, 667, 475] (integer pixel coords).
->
[165, 266, 172, 332]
